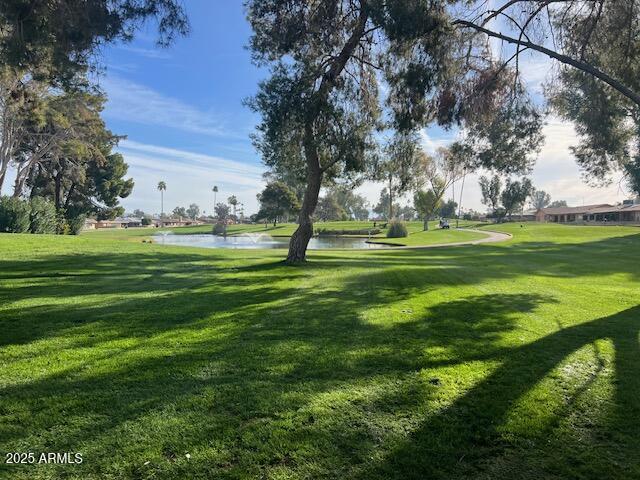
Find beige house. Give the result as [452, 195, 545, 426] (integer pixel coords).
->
[83, 218, 98, 230]
[153, 218, 203, 227]
[95, 219, 124, 229]
[93, 217, 144, 229]
[536, 200, 640, 225]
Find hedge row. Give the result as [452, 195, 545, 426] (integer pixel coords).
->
[0, 196, 84, 235]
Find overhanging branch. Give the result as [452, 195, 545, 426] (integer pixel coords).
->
[453, 19, 640, 106]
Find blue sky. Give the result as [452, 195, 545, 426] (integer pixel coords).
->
[94, 1, 631, 216]
[98, 1, 266, 215]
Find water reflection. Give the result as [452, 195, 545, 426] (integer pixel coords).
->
[154, 233, 392, 249]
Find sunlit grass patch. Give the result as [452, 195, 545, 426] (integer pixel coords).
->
[1, 223, 639, 479]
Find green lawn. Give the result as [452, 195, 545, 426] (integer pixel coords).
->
[370, 226, 487, 246]
[82, 220, 487, 247]
[1, 223, 639, 479]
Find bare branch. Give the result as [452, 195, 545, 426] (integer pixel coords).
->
[453, 19, 640, 106]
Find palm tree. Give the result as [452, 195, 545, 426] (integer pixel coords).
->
[228, 195, 238, 217]
[212, 185, 218, 214]
[157, 181, 167, 217]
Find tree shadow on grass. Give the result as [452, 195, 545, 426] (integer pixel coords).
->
[306, 232, 640, 281]
[357, 305, 640, 480]
[0, 258, 545, 479]
[0, 232, 639, 478]
[0, 250, 302, 347]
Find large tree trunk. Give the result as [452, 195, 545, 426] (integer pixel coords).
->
[12, 165, 27, 197]
[286, 177, 321, 263]
[388, 175, 393, 220]
[285, 7, 368, 263]
[64, 183, 75, 210]
[287, 129, 322, 263]
[0, 165, 7, 193]
[54, 170, 62, 211]
[424, 217, 429, 231]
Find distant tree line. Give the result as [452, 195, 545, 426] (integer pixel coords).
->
[478, 175, 535, 222]
[0, 1, 188, 234]
[172, 204, 200, 220]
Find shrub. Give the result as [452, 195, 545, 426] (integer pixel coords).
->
[67, 215, 86, 235]
[56, 212, 70, 235]
[141, 217, 153, 226]
[0, 196, 31, 233]
[29, 197, 57, 234]
[212, 223, 226, 235]
[386, 220, 408, 238]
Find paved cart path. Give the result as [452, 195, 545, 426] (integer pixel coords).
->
[367, 229, 512, 249]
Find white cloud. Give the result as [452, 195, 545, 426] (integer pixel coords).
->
[419, 130, 454, 154]
[117, 140, 265, 215]
[519, 56, 554, 95]
[117, 45, 172, 60]
[99, 76, 235, 137]
[527, 118, 630, 206]
[455, 118, 632, 212]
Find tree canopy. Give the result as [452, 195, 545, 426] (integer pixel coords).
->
[186, 203, 200, 220]
[530, 190, 551, 211]
[479, 175, 502, 215]
[256, 181, 300, 226]
[454, 2, 640, 195]
[325, 185, 369, 221]
[0, 0, 188, 85]
[414, 188, 442, 231]
[247, 0, 640, 261]
[315, 195, 346, 222]
[246, 0, 543, 262]
[16, 89, 133, 221]
[549, 200, 568, 209]
[479, 175, 533, 221]
[501, 178, 534, 220]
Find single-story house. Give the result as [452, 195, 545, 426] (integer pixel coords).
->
[518, 210, 538, 222]
[95, 219, 125, 229]
[119, 217, 143, 228]
[536, 199, 640, 224]
[83, 218, 98, 230]
[153, 218, 202, 227]
[94, 217, 144, 229]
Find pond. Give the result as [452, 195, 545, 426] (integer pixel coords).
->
[154, 233, 393, 249]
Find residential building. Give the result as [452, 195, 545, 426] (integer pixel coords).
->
[536, 199, 640, 224]
[83, 218, 98, 230]
[153, 218, 203, 227]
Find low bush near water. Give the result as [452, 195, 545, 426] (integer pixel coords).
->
[212, 223, 227, 235]
[386, 220, 408, 238]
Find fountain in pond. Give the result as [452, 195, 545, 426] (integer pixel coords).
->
[158, 230, 173, 244]
[154, 230, 391, 249]
[240, 232, 274, 245]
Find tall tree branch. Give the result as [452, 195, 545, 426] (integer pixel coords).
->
[453, 19, 640, 106]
